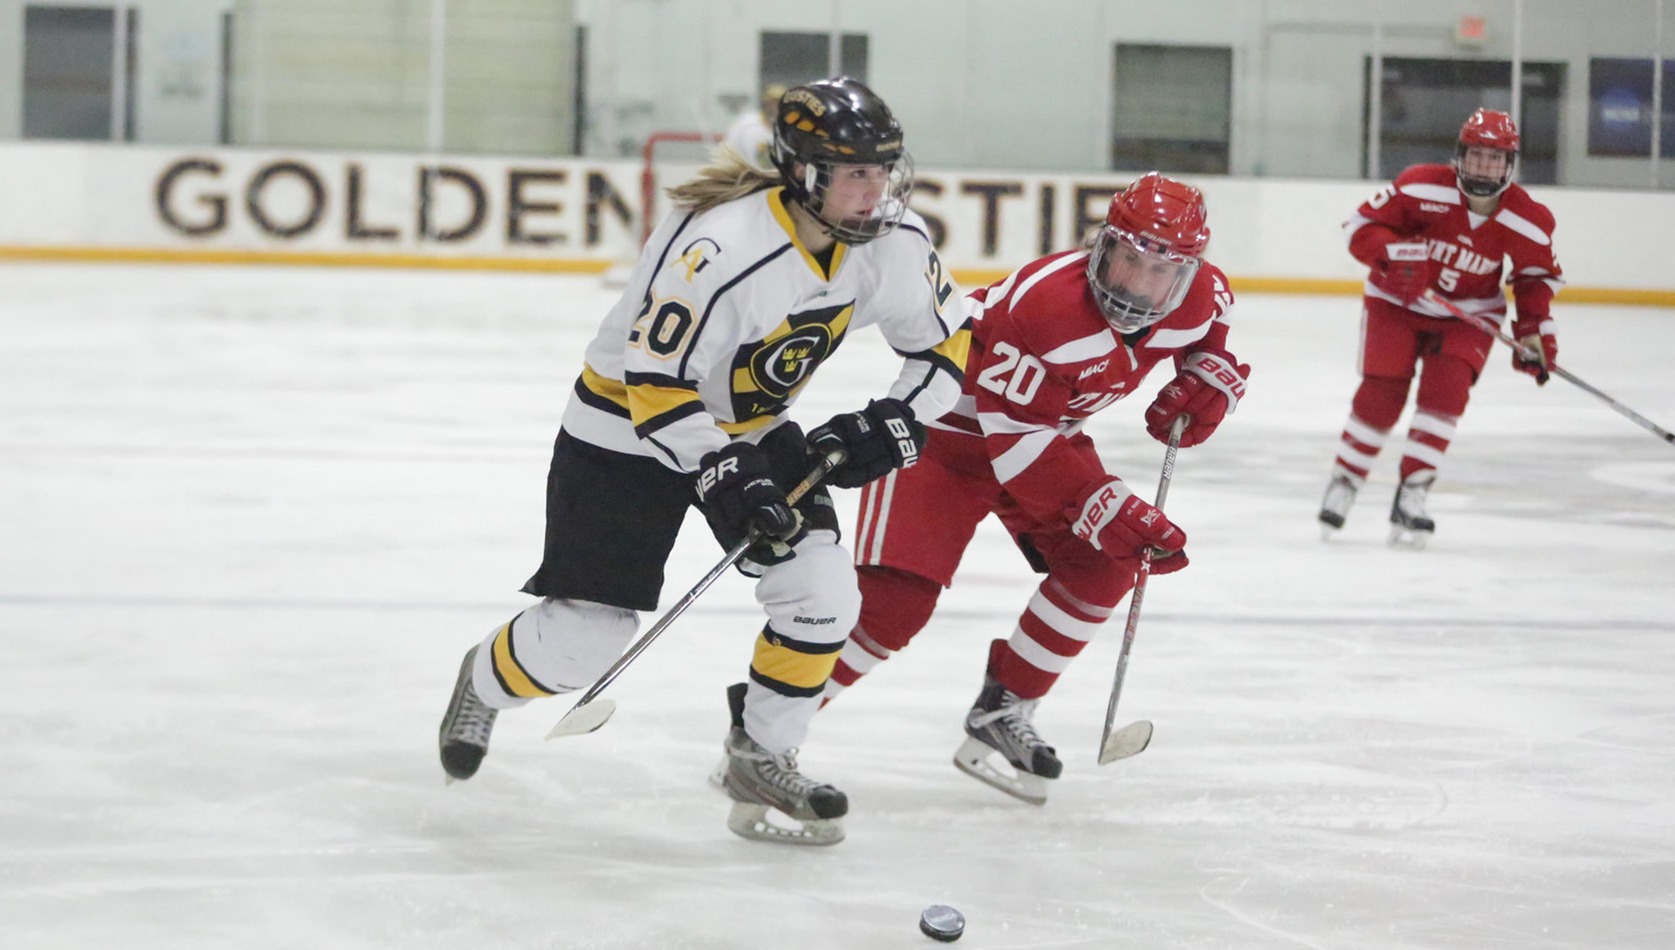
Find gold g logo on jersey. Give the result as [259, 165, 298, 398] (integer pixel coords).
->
[750, 325, 834, 397]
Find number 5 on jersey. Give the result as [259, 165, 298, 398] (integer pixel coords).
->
[976, 341, 1046, 405]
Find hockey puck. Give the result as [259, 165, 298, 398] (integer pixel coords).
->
[919, 904, 965, 942]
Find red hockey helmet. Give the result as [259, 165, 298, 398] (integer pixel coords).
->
[1086, 172, 1209, 333]
[1455, 108, 1519, 197]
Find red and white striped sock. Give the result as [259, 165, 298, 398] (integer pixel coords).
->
[992, 578, 1117, 700]
[1399, 410, 1456, 481]
[1333, 411, 1390, 484]
[821, 627, 893, 706]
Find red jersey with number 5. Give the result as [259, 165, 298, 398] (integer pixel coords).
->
[1345, 163, 1563, 325]
[928, 249, 1234, 527]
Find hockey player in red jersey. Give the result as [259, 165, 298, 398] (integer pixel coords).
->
[820, 173, 1250, 804]
[1319, 108, 1564, 547]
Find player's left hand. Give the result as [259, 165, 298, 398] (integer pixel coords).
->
[1511, 316, 1557, 386]
[1067, 478, 1187, 567]
[1145, 349, 1250, 447]
[808, 398, 927, 488]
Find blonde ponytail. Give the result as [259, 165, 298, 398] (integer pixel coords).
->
[665, 145, 782, 214]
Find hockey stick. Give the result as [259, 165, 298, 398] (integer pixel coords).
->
[547, 447, 847, 739]
[1097, 414, 1186, 765]
[1422, 290, 1675, 446]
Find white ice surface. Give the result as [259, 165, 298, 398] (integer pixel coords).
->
[2, 263, 1673, 949]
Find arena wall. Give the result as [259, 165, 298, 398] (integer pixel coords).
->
[0, 142, 1667, 304]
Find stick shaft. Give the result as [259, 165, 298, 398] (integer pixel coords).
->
[564, 450, 845, 710]
[1423, 291, 1675, 445]
[1099, 415, 1185, 746]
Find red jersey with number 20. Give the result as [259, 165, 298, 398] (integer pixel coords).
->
[929, 249, 1234, 527]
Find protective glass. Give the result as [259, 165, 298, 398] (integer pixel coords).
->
[1087, 225, 1202, 333]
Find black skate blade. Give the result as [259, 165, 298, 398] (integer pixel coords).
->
[1097, 719, 1153, 765]
[546, 698, 616, 738]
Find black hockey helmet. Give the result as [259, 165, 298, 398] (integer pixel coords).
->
[770, 76, 913, 244]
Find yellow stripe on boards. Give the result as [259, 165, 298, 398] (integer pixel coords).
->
[0, 244, 613, 274]
[751, 633, 841, 692]
[491, 623, 553, 699]
[2, 245, 1671, 307]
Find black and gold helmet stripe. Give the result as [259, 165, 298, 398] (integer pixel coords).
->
[747, 623, 845, 698]
[489, 620, 558, 699]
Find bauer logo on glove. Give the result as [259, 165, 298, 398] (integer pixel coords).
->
[808, 398, 927, 489]
[1144, 348, 1250, 448]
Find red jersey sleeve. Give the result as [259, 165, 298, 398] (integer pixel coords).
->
[1344, 165, 1442, 267]
[1494, 189, 1564, 324]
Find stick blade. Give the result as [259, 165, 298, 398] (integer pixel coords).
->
[546, 698, 617, 739]
[1097, 719, 1154, 765]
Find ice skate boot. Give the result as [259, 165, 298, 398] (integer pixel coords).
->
[1388, 470, 1437, 549]
[953, 673, 1063, 805]
[1317, 468, 1361, 540]
[718, 683, 847, 846]
[439, 645, 498, 782]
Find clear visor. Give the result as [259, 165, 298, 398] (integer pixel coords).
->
[1087, 226, 1201, 333]
[803, 152, 914, 245]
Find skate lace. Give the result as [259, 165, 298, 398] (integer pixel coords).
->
[449, 683, 496, 744]
[970, 695, 1048, 750]
[747, 746, 822, 796]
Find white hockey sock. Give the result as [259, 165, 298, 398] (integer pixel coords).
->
[471, 597, 638, 710]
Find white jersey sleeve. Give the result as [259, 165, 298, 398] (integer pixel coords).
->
[863, 216, 971, 424]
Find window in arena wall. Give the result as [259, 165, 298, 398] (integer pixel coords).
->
[1586, 58, 1675, 158]
[1110, 44, 1231, 176]
[23, 4, 136, 141]
[1363, 57, 1564, 185]
[759, 31, 869, 95]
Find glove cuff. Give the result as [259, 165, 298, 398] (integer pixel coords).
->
[1181, 349, 1247, 414]
[1068, 479, 1134, 552]
[1383, 241, 1429, 264]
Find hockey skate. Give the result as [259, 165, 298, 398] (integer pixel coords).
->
[1317, 469, 1360, 540]
[718, 683, 847, 846]
[953, 674, 1063, 805]
[439, 645, 498, 782]
[1388, 470, 1437, 549]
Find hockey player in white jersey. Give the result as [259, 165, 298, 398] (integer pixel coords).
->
[438, 78, 970, 846]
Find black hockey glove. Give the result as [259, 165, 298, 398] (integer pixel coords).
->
[694, 442, 806, 565]
[807, 398, 928, 489]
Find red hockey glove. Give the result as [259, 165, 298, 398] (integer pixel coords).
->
[1066, 478, 1187, 573]
[1510, 315, 1558, 386]
[1145, 349, 1250, 447]
[1378, 242, 1434, 304]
